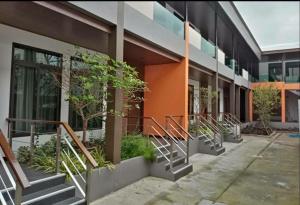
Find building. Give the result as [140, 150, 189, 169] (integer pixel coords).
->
[0, 1, 256, 154]
[251, 48, 300, 129]
[0, 1, 299, 204]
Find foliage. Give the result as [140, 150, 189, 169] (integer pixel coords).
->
[198, 87, 218, 114]
[121, 134, 155, 161]
[252, 86, 280, 134]
[53, 48, 147, 142]
[17, 146, 31, 164]
[17, 136, 113, 179]
[188, 124, 214, 136]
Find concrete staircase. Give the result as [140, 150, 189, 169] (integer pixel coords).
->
[1, 173, 85, 205]
[198, 135, 225, 155]
[150, 144, 193, 181]
[222, 124, 243, 143]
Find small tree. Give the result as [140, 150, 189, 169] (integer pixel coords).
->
[198, 87, 218, 114]
[253, 85, 280, 134]
[55, 49, 146, 143]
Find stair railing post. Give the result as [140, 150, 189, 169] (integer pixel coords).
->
[186, 136, 189, 164]
[169, 138, 173, 171]
[56, 126, 61, 174]
[8, 121, 12, 147]
[29, 124, 35, 165]
[86, 161, 92, 205]
[15, 180, 22, 205]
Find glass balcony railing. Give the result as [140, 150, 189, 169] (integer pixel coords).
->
[258, 74, 269, 82]
[225, 58, 235, 69]
[189, 26, 201, 50]
[153, 2, 184, 38]
[285, 76, 300, 83]
[201, 37, 215, 58]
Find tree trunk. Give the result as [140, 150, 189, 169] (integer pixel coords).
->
[82, 119, 88, 144]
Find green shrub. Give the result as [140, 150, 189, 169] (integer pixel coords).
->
[121, 134, 155, 161]
[16, 136, 113, 178]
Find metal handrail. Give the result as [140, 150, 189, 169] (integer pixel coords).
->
[6, 118, 98, 205]
[6, 118, 98, 168]
[0, 129, 30, 205]
[198, 114, 223, 147]
[188, 114, 214, 141]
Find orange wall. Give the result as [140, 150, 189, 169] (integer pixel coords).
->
[143, 22, 189, 132]
[143, 59, 188, 131]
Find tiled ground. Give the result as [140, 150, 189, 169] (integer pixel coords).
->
[92, 133, 299, 205]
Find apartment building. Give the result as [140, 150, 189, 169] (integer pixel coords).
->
[0, 1, 299, 204]
[0, 2, 257, 135]
[251, 48, 300, 128]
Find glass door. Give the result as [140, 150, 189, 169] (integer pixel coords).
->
[10, 44, 62, 135]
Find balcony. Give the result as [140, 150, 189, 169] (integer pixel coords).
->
[285, 75, 300, 83]
[201, 37, 215, 58]
[153, 2, 184, 38]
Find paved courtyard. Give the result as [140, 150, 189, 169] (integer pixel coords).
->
[92, 133, 300, 205]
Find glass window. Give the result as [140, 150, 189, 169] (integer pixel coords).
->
[10, 44, 62, 135]
[188, 85, 194, 115]
[285, 61, 300, 83]
[268, 63, 282, 82]
[68, 57, 103, 131]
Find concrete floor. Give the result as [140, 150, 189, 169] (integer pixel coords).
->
[92, 133, 299, 205]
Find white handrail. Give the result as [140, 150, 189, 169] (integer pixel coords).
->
[62, 161, 86, 198]
[0, 154, 16, 189]
[63, 136, 87, 170]
[0, 174, 14, 205]
[62, 149, 86, 184]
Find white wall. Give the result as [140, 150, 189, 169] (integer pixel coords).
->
[218, 88, 224, 113]
[126, 1, 154, 20]
[188, 79, 200, 114]
[217, 49, 225, 65]
[189, 26, 201, 50]
[0, 23, 104, 142]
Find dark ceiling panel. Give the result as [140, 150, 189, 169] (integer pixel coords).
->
[124, 40, 177, 66]
[0, 2, 109, 54]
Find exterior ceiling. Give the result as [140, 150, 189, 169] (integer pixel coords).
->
[124, 37, 180, 66]
[0, 1, 109, 54]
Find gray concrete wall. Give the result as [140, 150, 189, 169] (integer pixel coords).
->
[68, 1, 118, 25]
[218, 62, 234, 80]
[74, 156, 150, 202]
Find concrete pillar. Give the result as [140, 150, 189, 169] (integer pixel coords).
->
[249, 90, 253, 122]
[105, 2, 124, 164]
[229, 82, 235, 114]
[281, 89, 286, 123]
[235, 85, 240, 119]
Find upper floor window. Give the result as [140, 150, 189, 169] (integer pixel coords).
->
[285, 61, 300, 83]
[268, 63, 282, 82]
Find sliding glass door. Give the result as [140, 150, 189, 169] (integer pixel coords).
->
[10, 44, 62, 135]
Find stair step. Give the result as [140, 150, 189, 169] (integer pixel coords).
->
[3, 174, 67, 201]
[216, 147, 226, 155]
[156, 150, 178, 162]
[53, 197, 86, 205]
[21, 184, 76, 205]
[165, 156, 186, 170]
[172, 163, 193, 181]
